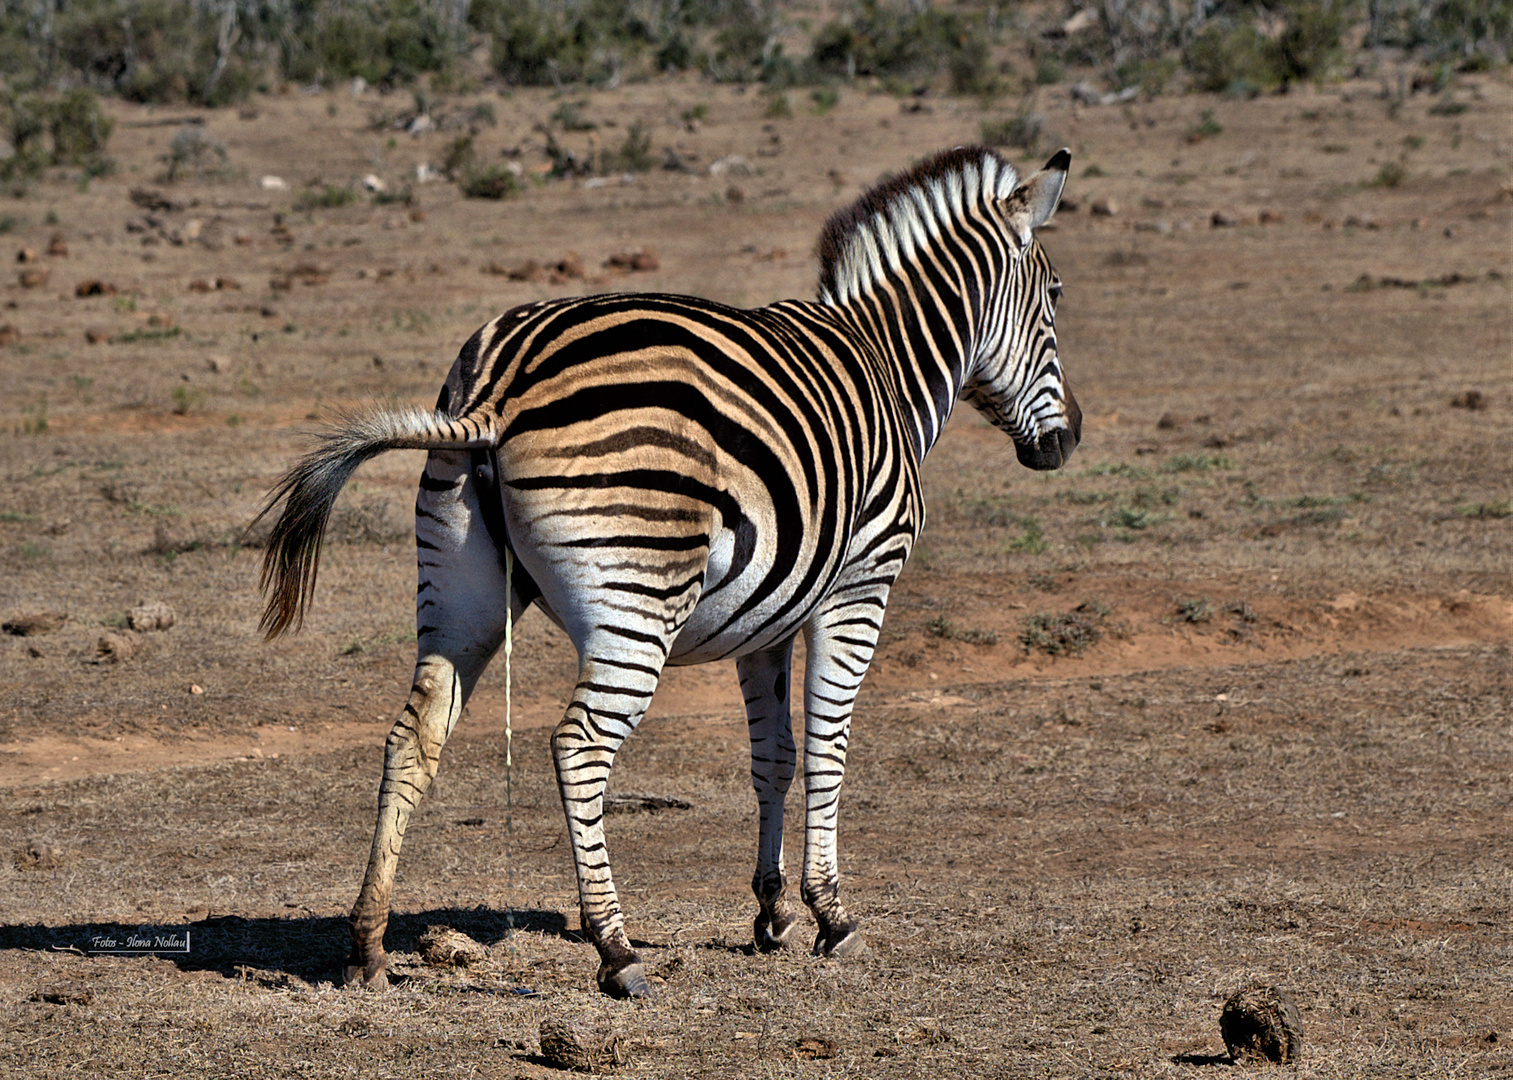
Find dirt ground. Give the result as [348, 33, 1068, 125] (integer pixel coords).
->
[1, 61, 1510, 1078]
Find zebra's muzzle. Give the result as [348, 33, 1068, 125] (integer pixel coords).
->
[1014, 392, 1081, 471]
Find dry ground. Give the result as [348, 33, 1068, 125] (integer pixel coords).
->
[1, 64, 1510, 1077]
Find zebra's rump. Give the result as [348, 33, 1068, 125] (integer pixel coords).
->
[447, 294, 903, 663]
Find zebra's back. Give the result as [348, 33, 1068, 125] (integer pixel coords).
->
[444, 292, 921, 665]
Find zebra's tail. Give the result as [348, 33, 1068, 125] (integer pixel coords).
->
[251, 405, 499, 639]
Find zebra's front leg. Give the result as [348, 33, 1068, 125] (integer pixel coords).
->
[552, 653, 667, 998]
[799, 608, 884, 960]
[737, 642, 800, 952]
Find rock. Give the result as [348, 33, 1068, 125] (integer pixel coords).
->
[1211, 210, 1240, 228]
[1070, 80, 1102, 106]
[1090, 196, 1118, 217]
[47, 233, 68, 257]
[725, 184, 745, 204]
[259, 175, 288, 191]
[206, 354, 231, 373]
[18, 267, 49, 288]
[1221, 984, 1303, 1064]
[85, 327, 109, 344]
[96, 632, 140, 663]
[3, 612, 67, 636]
[1450, 389, 1485, 411]
[188, 278, 213, 293]
[128, 600, 176, 632]
[538, 1017, 628, 1073]
[16, 246, 38, 263]
[709, 154, 752, 177]
[606, 249, 659, 272]
[417, 925, 489, 968]
[1156, 411, 1184, 430]
[361, 173, 386, 193]
[0, 324, 18, 346]
[75, 279, 117, 297]
[129, 188, 187, 212]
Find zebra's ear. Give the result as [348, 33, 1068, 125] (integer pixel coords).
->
[1004, 148, 1070, 242]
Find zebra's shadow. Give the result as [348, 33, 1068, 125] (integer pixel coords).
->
[0, 906, 568, 987]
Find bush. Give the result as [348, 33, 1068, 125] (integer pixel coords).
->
[1185, 18, 1276, 93]
[0, 90, 114, 179]
[458, 164, 521, 199]
[811, 0, 998, 92]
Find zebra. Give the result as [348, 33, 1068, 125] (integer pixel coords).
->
[255, 145, 1080, 998]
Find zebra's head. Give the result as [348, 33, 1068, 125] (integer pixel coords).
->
[964, 149, 1081, 471]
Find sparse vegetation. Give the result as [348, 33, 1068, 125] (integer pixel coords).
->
[1020, 604, 1108, 656]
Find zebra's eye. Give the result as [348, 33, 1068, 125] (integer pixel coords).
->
[1048, 283, 1062, 306]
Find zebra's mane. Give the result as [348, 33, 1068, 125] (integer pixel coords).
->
[815, 145, 1019, 306]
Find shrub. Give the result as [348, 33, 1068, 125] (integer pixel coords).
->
[294, 184, 358, 211]
[458, 164, 521, 199]
[602, 121, 655, 173]
[160, 126, 227, 182]
[1185, 18, 1276, 93]
[0, 90, 114, 179]
[810, 0, 998, 93]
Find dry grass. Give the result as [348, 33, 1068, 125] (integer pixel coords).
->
[0, 57, 1510, 1079]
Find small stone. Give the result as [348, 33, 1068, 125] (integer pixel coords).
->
[47, 233, 68, 257]
[16, 246, 39, 263]
[1211, 210, 1240, 228]
[18, 267, 49, 288]
[1090, 196, 1118, 217]
[1156, 411, 1184, 430]
[75, 280, 117, 297]
[0, 324, 19, 346]
[206, 354, 231, 373]
[1221, 984, 1303, 1064]
[85, 327, 109, 344]
[725, 184, 745, 204]
[189, 684, 204, 695]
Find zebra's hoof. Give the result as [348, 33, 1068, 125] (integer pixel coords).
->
[596, 958, 651, 999]
[754, 910, 798, 952]
[342, 959, 389, 990]
[813, 925, 867, 960]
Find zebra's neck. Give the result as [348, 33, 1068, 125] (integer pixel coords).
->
[815, 148, 1021, 460]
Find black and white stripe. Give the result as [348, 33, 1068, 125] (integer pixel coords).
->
[255, 145, 1080, 997]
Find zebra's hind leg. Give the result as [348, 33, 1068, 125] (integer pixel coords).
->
[738, 642, 800, 951]
[798, 599, 886, 961]
[551, 645, 675, 999]
[345, 449, 520, 989]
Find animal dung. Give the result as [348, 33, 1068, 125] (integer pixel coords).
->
[3, 611, 67, 636]
[95, 632, 140, 663]
[1221, 984, 1303, 1064]
[416, 925, 488, 968]
[128, 601, 176, 632]
[538, 1017, 628, 1072]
